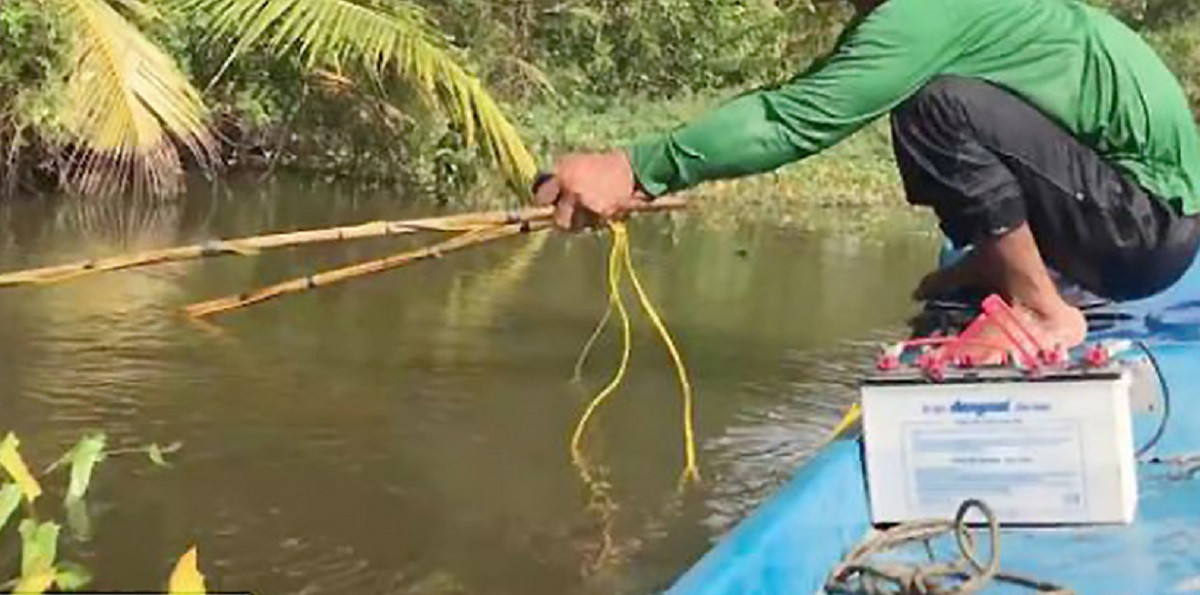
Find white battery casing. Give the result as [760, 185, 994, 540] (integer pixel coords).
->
[862, 371, 1136, 525]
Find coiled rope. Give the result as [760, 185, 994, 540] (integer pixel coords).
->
[571, 221, 701, 487]
[825, 499, 1072, 594]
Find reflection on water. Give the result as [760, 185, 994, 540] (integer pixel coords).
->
[0, 177, 938, 594]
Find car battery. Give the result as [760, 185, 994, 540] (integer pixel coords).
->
[861, 295, 1151, 525]
[862, 363, 1137, 525]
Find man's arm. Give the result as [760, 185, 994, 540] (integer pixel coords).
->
[537, 0, 959, 227]
[629, 0, 959, 197]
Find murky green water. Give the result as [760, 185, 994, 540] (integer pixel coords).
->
[0, 177, 938, 594]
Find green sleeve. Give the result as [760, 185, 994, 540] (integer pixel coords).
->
[628, 0, 959, 197]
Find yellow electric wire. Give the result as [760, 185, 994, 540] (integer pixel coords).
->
[572, 286, 614, 383]
[618, 224, 701, 485]
[570, 227, 633, 473]
[566, 220, 701, 571]
[568, 229, 629, 572]
[829, 403, 862, 439]
[570, 221, 701, 487]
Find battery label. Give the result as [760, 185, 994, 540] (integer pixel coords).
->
[902, 420, 1087, 516]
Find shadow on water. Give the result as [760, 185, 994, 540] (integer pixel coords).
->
[0, 177, 939, 594]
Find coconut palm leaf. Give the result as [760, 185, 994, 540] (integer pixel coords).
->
[54, 0, 217, 197]
[178, 0, 537, 187]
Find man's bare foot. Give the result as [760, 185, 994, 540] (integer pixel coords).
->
[915, 222, 1092, 368]
[936, 302, 1088, 367]
[1022, 302, 1087, 351]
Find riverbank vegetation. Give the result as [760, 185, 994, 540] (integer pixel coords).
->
[0, 0, 1197, 214]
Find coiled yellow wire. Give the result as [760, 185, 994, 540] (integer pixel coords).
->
[570, 221, 701, 487]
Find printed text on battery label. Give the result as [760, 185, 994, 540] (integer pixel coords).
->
[902, 421, 1087, 514]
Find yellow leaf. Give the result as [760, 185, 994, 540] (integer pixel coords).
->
[168, 546, 206, 594]
[12, 567, 55, 594]
[0, 434, 42, 503]
[57, 0, 217, 197]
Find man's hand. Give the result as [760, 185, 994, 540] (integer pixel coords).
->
[534, 150, 650, 230]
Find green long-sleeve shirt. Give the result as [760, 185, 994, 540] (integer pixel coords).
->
[628, 0, 1200, 215]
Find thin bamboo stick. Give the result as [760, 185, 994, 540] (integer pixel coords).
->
[0, 197, 688, 288]
[184, 220, 553, 319]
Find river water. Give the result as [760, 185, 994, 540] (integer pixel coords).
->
[0, 177, 937, 594]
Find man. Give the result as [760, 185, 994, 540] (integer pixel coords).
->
[535, 0, 1200, 353]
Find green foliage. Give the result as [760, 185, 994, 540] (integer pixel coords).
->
[521, 90, 724, 161]
[177, 0, 536, 185]
[0, 431, 187, 593]
[0, 0, 69, 195]
[1088, 0, 1200, 114]
[64, 495, 92, 541]
[0, 0, 534, 200]
[0, 0, 1197, 203]
[429, 0, 849, 98]
[18, 520, 60, 583]
[1089, 0, 1198, 27]
[0, 484, 21, 534]
[0, 0, 66, 114]
[420, 0, 1200, 208]
[54, 562, 92, 591]
[55, 0, 219, 197]
[65, 434, 106, 503]
[144, 441, 182, 467]
[1147, 13, 1200, 114]
[148, 443, 169, 467]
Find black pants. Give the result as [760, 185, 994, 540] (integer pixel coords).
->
[891, 76, 1200, 301]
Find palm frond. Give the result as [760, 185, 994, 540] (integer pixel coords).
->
[179, 0, 537, 187]
[54, 0, 216, 197]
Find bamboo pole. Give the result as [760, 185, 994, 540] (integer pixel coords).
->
[0, 197, 688, 288]
[184, 220, 553, 319]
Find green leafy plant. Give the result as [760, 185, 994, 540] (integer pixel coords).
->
[178, 0, 536, 186]
[0, 431, 188, 594]
[0, 0, 535, 199]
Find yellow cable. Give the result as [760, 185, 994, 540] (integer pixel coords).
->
[617, 222, 701, 485]
[568, 221, 701, 570]
[572, 270, 615, 383]
[570, 222, 701, 487]
[569, 229, 629, 571]
[828, 403, 862, 439]
[570, 228, 633, 473]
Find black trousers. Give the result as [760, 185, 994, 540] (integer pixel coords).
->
[891, 76, 1200, 301]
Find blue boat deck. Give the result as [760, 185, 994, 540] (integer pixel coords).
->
[669, 258, 1200, 594]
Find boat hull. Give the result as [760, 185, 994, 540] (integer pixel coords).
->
[669, 256, 1200, 594]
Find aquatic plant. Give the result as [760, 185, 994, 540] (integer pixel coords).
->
[0, 431, 200, 594]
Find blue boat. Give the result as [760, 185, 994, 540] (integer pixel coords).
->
[668, 253, 1200, 594]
